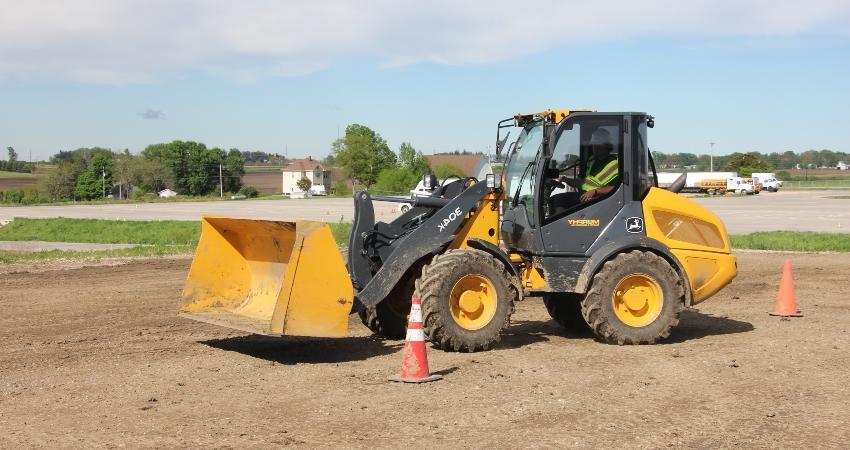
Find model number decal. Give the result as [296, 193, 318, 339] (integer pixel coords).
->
[568, 219, 600, 227]
[438, 207, 464, 232]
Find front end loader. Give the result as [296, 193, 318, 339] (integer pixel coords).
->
[180, 109, 737, 351]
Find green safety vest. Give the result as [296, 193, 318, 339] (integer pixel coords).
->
[582, 157, 619, 192]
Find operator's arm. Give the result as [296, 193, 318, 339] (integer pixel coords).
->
[580, 185, 614, 202]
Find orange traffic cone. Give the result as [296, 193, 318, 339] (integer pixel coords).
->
[770, 260, 802, 317]
[389, 295, 442, 383]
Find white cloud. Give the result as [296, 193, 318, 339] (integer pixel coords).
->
[0, 0, 848, 84]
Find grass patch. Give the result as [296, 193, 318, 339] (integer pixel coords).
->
[0, 245, 193, 263]
[0, 217, 353, 262]
[0, 171, 37, 179]
[328, 222, 352, 245]
[731, 231, 850, 252]
[245, 165, 286, 173]
[0, 218, 200, 245]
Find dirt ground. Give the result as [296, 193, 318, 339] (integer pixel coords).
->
[242, 172, 281, 195]
[0, 178, 38, 190]
[1, 252, 849, 448]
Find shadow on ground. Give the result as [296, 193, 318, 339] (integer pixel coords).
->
[667, 309, 754, 343]
[496, 309, 754, 348]
[201, 334, 400, 364]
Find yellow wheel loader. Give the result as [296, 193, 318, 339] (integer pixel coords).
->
[180, 109, 737, 351]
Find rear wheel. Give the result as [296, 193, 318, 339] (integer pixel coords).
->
[542, 293, 590, 334]
[582, 251, 684, 345]
[416, 249, 517, 352]
[358, 274, 414, 339]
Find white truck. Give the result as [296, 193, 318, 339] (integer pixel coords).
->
[699, 176, 754, 195]
[751, 172, 783, 192]
[398, 177, 461, 213]
[683, 172, 738, 190]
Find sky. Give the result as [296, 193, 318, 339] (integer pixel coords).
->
[2, 0, 850, 161]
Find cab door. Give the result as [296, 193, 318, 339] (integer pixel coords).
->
[539, 114, 629, 254]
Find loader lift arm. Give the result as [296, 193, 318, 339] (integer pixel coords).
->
[350, 181, 496, 308]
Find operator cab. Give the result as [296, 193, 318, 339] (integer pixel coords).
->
[500, 110, 656, 255]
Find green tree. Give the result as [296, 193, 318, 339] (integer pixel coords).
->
[374, 167, 420, 193]
[142, 141, 243, 196]
[433, 163, 465, 180]
[7, 147, 17, 162]
[723, 152, 773, 176]
[46, 159, 85, 200]
[296, 177, 312, 192]
[74, 152, 114, 199]
[222, 148, 245, 193]
[332, 124, 397, 189]
[398, 142, 430, 176]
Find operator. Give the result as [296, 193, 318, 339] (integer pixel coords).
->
[561, 127, 619, 202]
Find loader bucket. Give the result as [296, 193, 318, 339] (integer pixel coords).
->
[179, 217, 354, 337]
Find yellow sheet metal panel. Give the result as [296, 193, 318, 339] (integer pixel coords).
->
[451, 189, 502, 249]
[180, 217, 353, 338]
[521, 265, 548, 290]
[642, 187, 737, 304]
[271, 221, 354, 337]
[671, 249, 737, 304]
[642, 187, 731, 254]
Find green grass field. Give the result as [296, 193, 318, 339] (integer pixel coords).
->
[0, 171, 37, 179]
[245, 165, 285, 173]
[2, 218, 848, 263]
[0, 218, 200, 245]
[0, 218, 353, 262]
[730, 231, 850, 252]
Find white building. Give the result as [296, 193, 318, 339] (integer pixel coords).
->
[281, 156, 331, 195]
[158, 188, 177, 198]
[838, 161, 848, 170]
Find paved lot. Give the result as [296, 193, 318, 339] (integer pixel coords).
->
[1, 190, 848, 234]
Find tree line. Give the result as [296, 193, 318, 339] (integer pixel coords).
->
[1, 142, 246, 204]
[1, 147, 35, 173]
[653, 149, 849, 173]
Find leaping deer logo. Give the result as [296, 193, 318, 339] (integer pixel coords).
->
[626, 217, 643, 233]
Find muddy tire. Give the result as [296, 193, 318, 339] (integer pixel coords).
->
[358, 274, 414, 339]
[582, 251, 684, 345]
[542, 293, 590, 334]
[416, 249, 517, 352]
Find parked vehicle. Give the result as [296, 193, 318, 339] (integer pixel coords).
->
[698, 176, 754, 195]
[751, 173, 783, 192]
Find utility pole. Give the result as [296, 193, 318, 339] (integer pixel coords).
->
[219, 164, 224, 198]
[709, 142, 715, 173]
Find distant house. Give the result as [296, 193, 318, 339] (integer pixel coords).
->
[281, 156, 331, 195]
[425, 154, 493, 180]
[838, 161, 848, 171]
[158, 188, 177, 198]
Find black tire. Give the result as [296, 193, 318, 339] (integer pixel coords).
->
[542, 293, 591, 334]
[358, 274, 414, 339]
[416, 249, 517, 352]
[582, 250, 684, 345]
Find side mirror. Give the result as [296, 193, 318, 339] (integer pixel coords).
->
[647, 116, 655, 128]
[423, 174, 437, 191]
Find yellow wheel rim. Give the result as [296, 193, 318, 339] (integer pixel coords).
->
[449, 274, 498, 330]
[611, 273, 663, 327]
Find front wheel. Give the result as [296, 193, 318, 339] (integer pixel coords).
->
[582, 251, 684, 345]
[416, 249, 517, 352]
